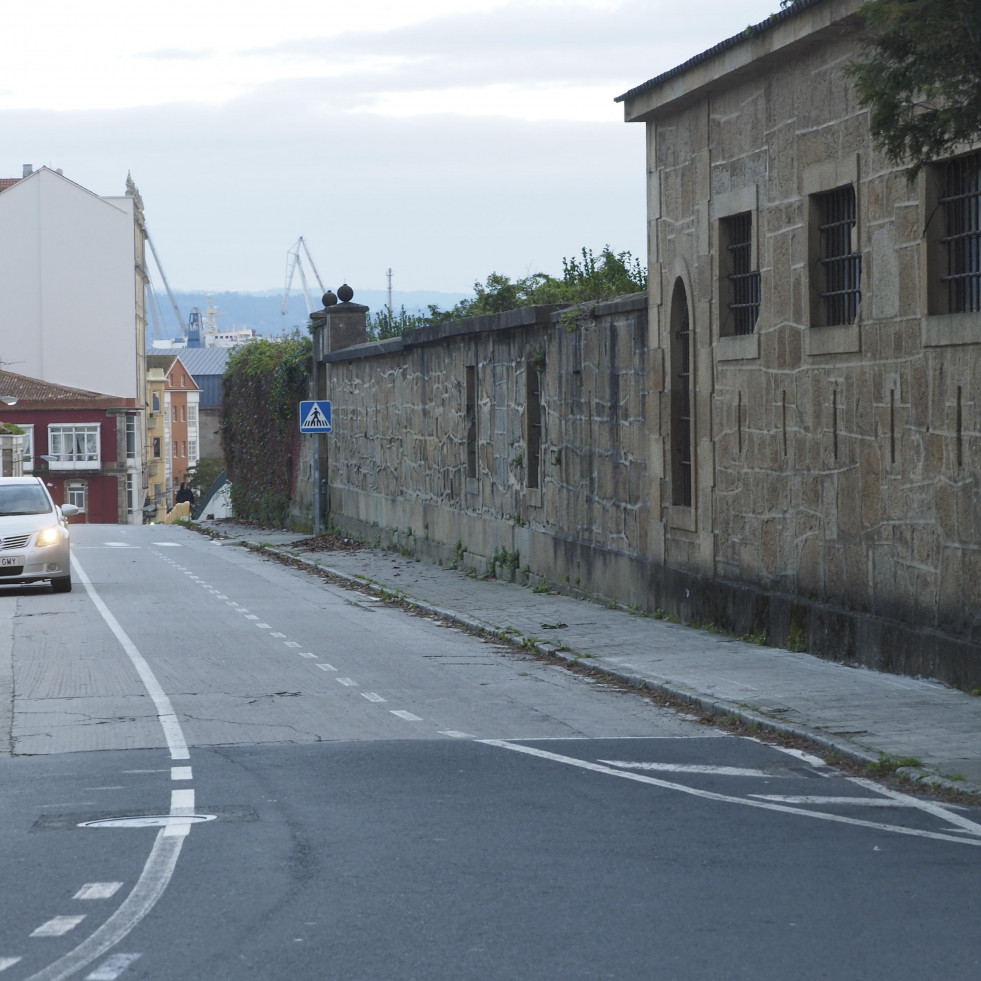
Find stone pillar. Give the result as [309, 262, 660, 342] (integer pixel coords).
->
[308, 285, 369, 533]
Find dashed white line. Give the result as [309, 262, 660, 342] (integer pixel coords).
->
[0, 958, 23, 971]
[390, 710, 423, 722]
[255, 623, 271, 629]
[285, 642, 302, 649]
[270, 632, 286, 639]
[74, 884, 123, 901]
[84, 953, 142, 980]
[336, 678, 357, 687]
[299, 651, 317, 659]
[171, 767, 192, 781]
[316, 663, 337, 672]
[31, 917, 86, 938]
[361, 692, 386, 703]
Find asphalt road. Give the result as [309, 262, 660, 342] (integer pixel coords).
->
[1, 523, 980, 981]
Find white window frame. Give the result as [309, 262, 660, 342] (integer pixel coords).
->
[48, 424, 101, 470]
[66, 480, 87, 512]
[18, 424, 34, 471]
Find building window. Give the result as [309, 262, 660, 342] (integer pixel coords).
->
[153, 436, 161, 459]
[465, 365, 477, 480]
[939, 150, 981, 314]
[526, 363, 542, 489]
[188, 404, 198, 427]
[126, 472, 136, 515]
[66, 480, 87, 512]
[812, 185, 861, 326]
[125, 415, 137, 461]
[720, 211, 760, 336]
[188, 435, 198, 463]
[172, 441, 178, 459]
[152, 391, 160, 412]
[17, 424, 34, 471]
[172, 406, 178, 423]
[180, 405, 185, 422]
[48, 424, 100, 470]
[670, 280, 693, 508]
[181, 441, 186, 458]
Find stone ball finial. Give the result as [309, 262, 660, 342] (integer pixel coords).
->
[337, 283, 354, 303]
[323, 291, 338, 307]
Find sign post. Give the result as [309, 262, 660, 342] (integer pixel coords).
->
[299, 401, 332, 535]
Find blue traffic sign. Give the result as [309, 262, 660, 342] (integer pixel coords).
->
[299, 400, 332, 433]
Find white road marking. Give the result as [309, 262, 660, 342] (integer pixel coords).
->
[285, 642, 302, 649]
[270, 632, 286, 638]
[0, 958, 23, 971]
[361, 692, 386, 703]
[336, 678, 357, 687]
[316, 663, 336, 671]
[255, 623, 270, 629]
[480, 740, 981, 847]
[72, 556, 188, 761]
[171, 767, 192, 781]
[84, 953, 142, 980]
[750, 795, 915, 806]
[245, 614, 258, 620]
[440, 731, 473, 738]
[31, 918, 86, 938]
[152, 542, 181, 547]
[391, 710, 423, 721]
[74, 884, 123, 901]
[600, 760, 783, 778]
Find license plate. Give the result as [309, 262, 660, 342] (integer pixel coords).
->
[0, 555, 24, 567]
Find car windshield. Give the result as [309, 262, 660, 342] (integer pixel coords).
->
[0, 485, 52, 516]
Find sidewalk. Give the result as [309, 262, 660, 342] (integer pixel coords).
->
[199, 520, 981, 798]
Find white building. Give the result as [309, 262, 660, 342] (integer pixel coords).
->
[0, 165, 149, 520]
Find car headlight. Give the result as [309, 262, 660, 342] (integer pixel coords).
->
[36, 526, 64, 547]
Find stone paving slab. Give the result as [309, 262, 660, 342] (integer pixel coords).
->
[199, 521, 981, 797]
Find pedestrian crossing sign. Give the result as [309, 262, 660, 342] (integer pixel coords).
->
[299, 400, 332, 433]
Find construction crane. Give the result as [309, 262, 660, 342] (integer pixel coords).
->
[282, 237, 326, 315]
[145, 230, 185, 338]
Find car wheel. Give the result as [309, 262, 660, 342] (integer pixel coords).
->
[51, 576, 72, 593]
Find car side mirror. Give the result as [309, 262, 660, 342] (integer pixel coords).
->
[60, 504, 81, 518]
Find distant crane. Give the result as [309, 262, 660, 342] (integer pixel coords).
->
[145, 230, 185, 338]
[282, 237, 326, 316]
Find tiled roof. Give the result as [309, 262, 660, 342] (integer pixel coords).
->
[0, 178, 21, 192]
[0, 368, 128, 408]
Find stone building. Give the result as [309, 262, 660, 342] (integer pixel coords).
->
[303, 0, 981, 688]
[614, 0, 980, 685]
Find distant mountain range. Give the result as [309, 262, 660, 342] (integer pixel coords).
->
[147, 288, 470, 342]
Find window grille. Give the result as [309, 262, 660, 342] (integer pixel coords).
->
[941, 151, 981, 313]
[724, 212, 760, 335]
[816, 186, 861, 326]
[674, 295, 693, 508]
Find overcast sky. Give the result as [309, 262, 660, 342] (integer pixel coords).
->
[0, 0, 782, 297]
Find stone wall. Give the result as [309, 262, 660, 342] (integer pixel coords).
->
[314, 296, 653, 604]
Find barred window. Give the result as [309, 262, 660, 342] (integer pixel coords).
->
[720, 212, 760, 335]
[814, 186, 861, 326]
[940, 151, 981, 314]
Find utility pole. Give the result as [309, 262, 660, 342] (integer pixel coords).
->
[386, 268, 393, 317]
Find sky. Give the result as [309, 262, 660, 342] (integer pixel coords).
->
[0, 0, 784, 297]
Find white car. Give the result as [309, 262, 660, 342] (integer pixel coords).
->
[0, 476, 80, 593]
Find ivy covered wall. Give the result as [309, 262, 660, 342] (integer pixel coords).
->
[220, 333, 311, 527]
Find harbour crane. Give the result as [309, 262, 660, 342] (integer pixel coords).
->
[282, 237, 326, 315]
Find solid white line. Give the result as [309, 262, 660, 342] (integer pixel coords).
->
[750, 795, 913, 806]
[479, 740, 981, 847]
[71, 555, 189, 761]
[23, 833, 186, 981]
[600, 759, 783, 778]
[847, 776, 981, 836]
[74, 884, 123, 901]
[440, 731, 473, 739]
[31, 917, 86, 938]
[84, 953, 142, 980]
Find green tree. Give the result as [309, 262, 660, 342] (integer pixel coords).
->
[367, 305, 430, 341]
[845, 0, 981, 176]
